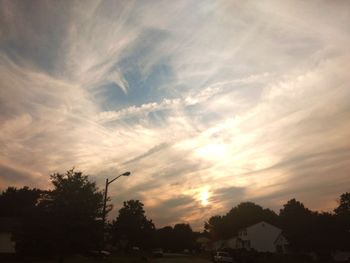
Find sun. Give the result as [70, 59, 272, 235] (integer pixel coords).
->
[199, 188, 210, 207]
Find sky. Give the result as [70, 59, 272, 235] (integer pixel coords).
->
[0, 0, 350, 230]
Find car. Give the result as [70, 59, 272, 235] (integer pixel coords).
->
[214, 251, 234, 263]
[152, 248, 164, 257]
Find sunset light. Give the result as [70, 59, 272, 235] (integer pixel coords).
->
[199, 188, 210, 207]
[196, 143, 228, 162]
[1, 0, 350, 237]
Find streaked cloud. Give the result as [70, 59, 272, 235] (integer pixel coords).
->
[1, 0, 350, 229]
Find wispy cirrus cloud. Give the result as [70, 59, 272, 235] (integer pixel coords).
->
[1, 0, 350, 229]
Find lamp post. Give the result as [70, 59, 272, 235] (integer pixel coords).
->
[101, 171, 131, 249]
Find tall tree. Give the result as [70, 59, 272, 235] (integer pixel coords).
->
[334, 192, 350, 250]
[111, 200, 155, 249]
[154, 226, 174, 251]
[205, 202, 278, 240]
[173, 223, 195, 251]
[334, 192, 350, 217]
[279, 199, 315, 252]
[204, 215, 225, 240]
[44, 169, 104, 255]
[0, 186, 43, 217]
[0, 187, 45, 256]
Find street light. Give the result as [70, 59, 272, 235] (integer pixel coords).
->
[102, 171, 131, 227]
[101, 171, 131, 249]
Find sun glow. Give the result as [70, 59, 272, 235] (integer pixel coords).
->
[199, 188, 210, 207]
[195, 143, 227, 161]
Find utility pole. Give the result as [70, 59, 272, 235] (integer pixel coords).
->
[101, 171, 131, 250]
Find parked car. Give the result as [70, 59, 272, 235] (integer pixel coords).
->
[214, 251, 234, 263]
[152, 248, 164, 257]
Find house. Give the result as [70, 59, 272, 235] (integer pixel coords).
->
[0, 218, 17, 254]
[237, 221, 288, 253]
[225, 236, 240, 249]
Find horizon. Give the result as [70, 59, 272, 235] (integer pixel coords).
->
[1, 0, 350, 230]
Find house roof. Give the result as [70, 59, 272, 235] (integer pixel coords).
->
[238, 221, 282, 232]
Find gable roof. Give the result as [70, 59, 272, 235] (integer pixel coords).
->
[239, 221, 282, 232]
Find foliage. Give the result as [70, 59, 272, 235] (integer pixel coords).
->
[2, 173, 349, 257]
[155, 226, 174, 250]
[204, 196, 350, 254]
[43, 169, 104, 255]
[279, 199, 343, 253]
[8, 169, 105, 257]
[173, 223, 195, 250]
[205, 202, 278, 240]
[0, 186, 46, 256]
[111, 200, 155, 249]
[0, 186, 43, 217]
[334, 192, 350, 215]
[279, 198, 314, 252]
[334, 192, 350, 250]
[153, 224, 196, 252]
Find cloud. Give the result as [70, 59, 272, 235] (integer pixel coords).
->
[0, 162, 43, 189]
[148, 195, 197, 226]
[95, 85, 223, 123]
[211, 186, 246, 208]
[1, 0, 350, 229]
[123, 143, 170, 165]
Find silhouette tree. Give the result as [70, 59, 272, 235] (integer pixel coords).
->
[334, 192, 350, 217]
[0, 187, 45, 255]
[111, 200, 155, 249]
[280, 198, 344, 258]
[154, 226, 174, 251]
[279, 199, 314, 252]
[173, 223, 195, 251]
[205, 202, 278, 240]
[0, 186, 43, 217]
[225, 202, 278, 236]
[205, 215, 225, 240]
[45, 169, 104, 255]
[153, 224, 195, 252]
[334, 192, 350, 250]
[2, 170, 104, 258]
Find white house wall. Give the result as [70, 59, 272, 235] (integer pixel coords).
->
[240, 222, 282, 253]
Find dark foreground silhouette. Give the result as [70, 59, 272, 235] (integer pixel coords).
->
[0, 169, 349, 262]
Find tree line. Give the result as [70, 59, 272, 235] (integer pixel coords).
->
[0, 169, 198, 259]
[0, 169, 349, 259]
[205, 195, 350, 254]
